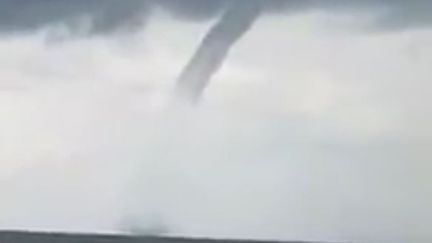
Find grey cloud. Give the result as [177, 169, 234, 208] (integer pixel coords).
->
[0, 0, 150, 36]
[1, 0, 432, 37]
[373, 1, 432, 31]
[156, 0, 228, 20]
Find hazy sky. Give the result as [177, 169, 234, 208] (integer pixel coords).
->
[0, 2, 432, 243]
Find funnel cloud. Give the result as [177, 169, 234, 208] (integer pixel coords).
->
[174, 1, 262, 103]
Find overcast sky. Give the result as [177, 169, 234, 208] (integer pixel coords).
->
[0, 1, 431, 243]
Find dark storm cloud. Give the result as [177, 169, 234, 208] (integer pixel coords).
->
[0, 0, 432, 36]
[0, 0, 150, 35]
[160, 0, 432, 32]
[155, 0, 228, 20]
[373, 1, 432, 31]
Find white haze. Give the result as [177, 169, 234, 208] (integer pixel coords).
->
[1, 11, 432, 243]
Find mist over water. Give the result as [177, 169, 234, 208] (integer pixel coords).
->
[1, 9, 432, 243]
